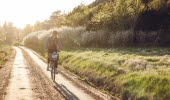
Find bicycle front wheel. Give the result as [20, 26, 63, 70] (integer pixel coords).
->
[53, 65, 55, 82]
[50, 63, 53, 80]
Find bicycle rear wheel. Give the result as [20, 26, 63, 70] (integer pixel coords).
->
[53, 64, 55, 82]
[50, 63, 53, 80]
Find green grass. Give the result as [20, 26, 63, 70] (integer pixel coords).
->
[0, 45, 12, 68]
[58, 48, 170, 99]
[27, 45, 170, 99]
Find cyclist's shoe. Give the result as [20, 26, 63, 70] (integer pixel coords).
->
[47, 65, 50, 71]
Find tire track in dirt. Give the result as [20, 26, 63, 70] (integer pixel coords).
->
[28, 47, 115, 100]
[21, 46, 113, 100]
[5, 47, 32, 100]
[21, 47, 96, 100]
[21, 47, 64, 100]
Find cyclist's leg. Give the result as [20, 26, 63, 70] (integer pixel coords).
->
[47, 52, 50, 71]
[54, 61, 58, 74]
[55, 52, 58, 74]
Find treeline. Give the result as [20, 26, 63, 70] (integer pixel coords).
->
[23, 0, 170, 47]
[0, 22, 19, 44]
[65, 0, 170, 31]
[63, 0, 170, 46]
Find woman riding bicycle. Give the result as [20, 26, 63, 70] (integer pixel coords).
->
[45, 30, 62, 73]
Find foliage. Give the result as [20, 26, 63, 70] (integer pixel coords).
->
[21, 0, 170, 47]
[0, 45, 12, 68]
[24, 25, 170, 49]
[23, 26, 133, 48]
[0, 22, 19, 44]
[20, 24, 33, 39]
[65, 0, 170, 31]
[21, 0, 170, 98]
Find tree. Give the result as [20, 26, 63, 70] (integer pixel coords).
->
[141, 0, 154, 10]
[2, 22, 18, 44]
[41, 20, 52, 30]
[32, 21, 42, 32]
[0, 25, 3, 43]
[48, 10, 64, 27]
[21, 24, 32, 39]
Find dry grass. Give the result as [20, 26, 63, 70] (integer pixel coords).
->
[0, 45, 12, 68]
[122, 58, 147, 71]
[59, 48, 170, 99]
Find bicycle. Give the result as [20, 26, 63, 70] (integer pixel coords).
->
[49, 52, 58, 82]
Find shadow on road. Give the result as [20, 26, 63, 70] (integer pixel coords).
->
[54, 81, 80, 100]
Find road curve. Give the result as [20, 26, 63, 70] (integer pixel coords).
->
[21, 47, 96, 100]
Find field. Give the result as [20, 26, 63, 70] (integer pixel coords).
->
[0, 45, 12, 68]
[22, 27, 170, 99]
[22, 44, 170, 99]
[59, 48, 170, 99]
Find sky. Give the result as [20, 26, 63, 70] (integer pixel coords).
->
[0, 0, 95, 29]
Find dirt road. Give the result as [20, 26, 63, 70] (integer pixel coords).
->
[2, 47, 112, 100]
[3, 47, 64, 100]
[5, 47, 32, 100]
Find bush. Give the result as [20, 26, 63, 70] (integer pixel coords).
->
[80, 30, 109, 47]
[108, 30, 134, 47]
[23, 26, 134, 48]
[23, 26, 168, 49]
[23, 26, 86, 50]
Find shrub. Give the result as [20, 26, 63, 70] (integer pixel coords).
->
[12, 42, 20, 46]
[80, 30, 109, 47]
[23, 26, 86, 50]
[108, 30, 134, 47]
[23, 26, 166, 49]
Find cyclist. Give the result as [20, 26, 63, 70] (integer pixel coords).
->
[45, 30, 61, 73]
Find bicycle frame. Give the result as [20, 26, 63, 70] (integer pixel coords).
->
[49, 52, 58, 82]
[50, 60, 56, 81]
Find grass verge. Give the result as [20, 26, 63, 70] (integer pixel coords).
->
[27, 46, 170, 99]
[0, 45, 12, 69]
[58, 48, 170, 99]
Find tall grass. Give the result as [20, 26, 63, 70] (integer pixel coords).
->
[0, 45, 12, 68]
[23, 26, 86, 49]
[59, 48, 170, 99]
[23, 26, 161, 49]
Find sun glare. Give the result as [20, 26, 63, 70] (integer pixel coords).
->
[0, 0, 95, 28]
